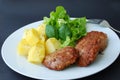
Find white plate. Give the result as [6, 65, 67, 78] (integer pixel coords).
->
[1, 20, 120, 80]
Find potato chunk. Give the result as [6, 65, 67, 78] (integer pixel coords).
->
[28, 43, 45, 64]
[17, 24, 47, 64]
[17, 39, 31, 56]
[23, 28, 40, 46]
[45, 38, 61, 54]
[36, 24, 46, 39]
[36, 24, 46, 44]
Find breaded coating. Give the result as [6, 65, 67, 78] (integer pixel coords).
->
[75, 31, 108, 66]
[43, 46, 79, 70]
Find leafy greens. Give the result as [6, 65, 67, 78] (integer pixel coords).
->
[44, 6, 87, 48]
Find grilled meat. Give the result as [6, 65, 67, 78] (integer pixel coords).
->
[43, 46, 79, 70]
[75, 31, 108, 66]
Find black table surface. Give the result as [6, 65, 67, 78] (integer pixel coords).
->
[0, 0, 120, 80]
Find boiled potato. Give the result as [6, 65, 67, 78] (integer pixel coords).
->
[17, 39, 31, 56]
[28, 43, 45, 64]
[36, 24, 46, 40]
[23, 28, 40, 46]
[17, 24, 47, 64]
[45, 38, 61, 54]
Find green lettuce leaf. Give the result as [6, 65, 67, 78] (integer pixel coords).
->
[44, 6, 87, 48]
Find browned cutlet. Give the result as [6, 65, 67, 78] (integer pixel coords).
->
[75, 31, 108, 66]
[43, 46, 79, 70]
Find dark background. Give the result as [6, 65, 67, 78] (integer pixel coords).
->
[0, 0, 120, 80]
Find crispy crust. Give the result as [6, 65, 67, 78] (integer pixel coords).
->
[43, 46, 79, 70]
[75, 31, 108, 66]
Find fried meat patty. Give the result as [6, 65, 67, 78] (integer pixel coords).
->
[43, 46, 79, 70]
[75, 31, 108, 66]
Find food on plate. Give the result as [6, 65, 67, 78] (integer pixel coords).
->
[17, 6, 108, 71]
[17, 6, 87, 65]
[23, 28, 40, 46]
[45, 38, 61, 54]
[43, 46, 79, 70]
[36, 24, 46, 42]
[75, 31, 108, 66]
[17, 24, 46, 64]
[28, 42, 45, 64]
[44, 6, 87, 48]
[17, 39, 31, 56]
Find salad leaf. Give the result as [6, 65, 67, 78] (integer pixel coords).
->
[60, 36, 71, 48]
[44, 6, 69, 28]
[70, 17, 87, 41]
[44, 6, 70, 40]
[59, 24, 72, 40]
[45, 25, 58, 39]
[44, 6, 87, 48]
[60, 17, 87, 47]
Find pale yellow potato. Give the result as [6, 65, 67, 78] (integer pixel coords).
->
[45, 38, 61, 54]
[17, 24, 47, 64]
[17, 39, 31, 56]
[23, 28, 40, 46]
[36, 24, 46, 40]
[28, 43, 45, 64]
